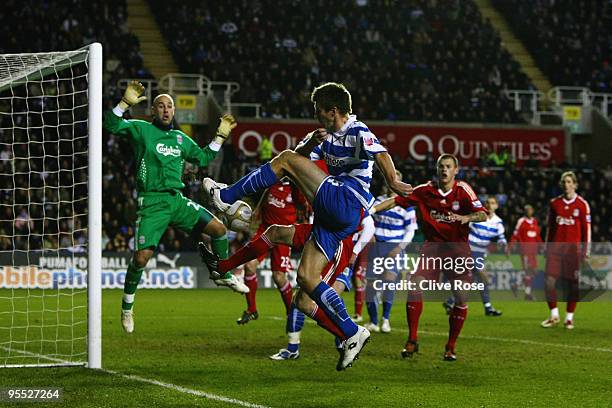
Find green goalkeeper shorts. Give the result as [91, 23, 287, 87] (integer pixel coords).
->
[134, 192, 215, 250]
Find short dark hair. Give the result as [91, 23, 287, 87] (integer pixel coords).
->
[310, 82, 352, 114]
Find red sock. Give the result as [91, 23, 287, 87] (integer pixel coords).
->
[545, 286, 557, 307]
[566, 301, 577, 313]
[406, 299, 423, 342]
[523, 275, 532, 288]
[278, 281, 293, 314]
[310, 305, 346, 340]
[355, 286, 365, 316]
[244, 274, 258, 313]
[447, 305, 468, 350]
[219, 235, 272, 273]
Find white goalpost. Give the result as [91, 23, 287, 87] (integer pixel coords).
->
[0, 43, 102, 368]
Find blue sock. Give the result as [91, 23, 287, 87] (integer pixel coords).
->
[382, 302, 393, 320]
[481, 283, 491, 306]
[310, 281, 358, 338]
[287, 343, 299, 353]
[366, 301, 378, 325]
[382, 287, 395, 320]
[334, 337, 342, 349]
[446, 296, 455, 307]
[286, 303, 305, 333]
[220, 162, 278, 203]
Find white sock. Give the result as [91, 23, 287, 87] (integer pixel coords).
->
[123, 293, 135, 308]
[484, 302, 492, 308]
[525, 286, 532, 295]
[550, 307, 560, 319]
[288, 331, 301, 345]
[566, 312, 574, 322]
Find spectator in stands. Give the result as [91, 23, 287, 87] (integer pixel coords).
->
[258, 135, 273, 163]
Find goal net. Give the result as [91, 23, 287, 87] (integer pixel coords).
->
[0, 44, 102, 368]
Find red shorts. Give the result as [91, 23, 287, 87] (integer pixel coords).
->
[413, 242, 472, 282]
[521, 253, 538, 271]
[545, 252, 580, 281]
[290, 223, 354, 285]
[253, 223, 292, 273]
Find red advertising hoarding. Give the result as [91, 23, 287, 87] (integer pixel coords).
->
[231, 120, 567, 166]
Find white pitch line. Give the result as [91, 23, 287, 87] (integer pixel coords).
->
[102, 369, 270, 408]
[266, 316, 612, 354]
[1, 346, 270, 407]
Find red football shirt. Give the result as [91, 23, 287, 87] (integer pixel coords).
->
[395, 180, 486, 242]
[546, 194, 591, 256]
[261, 181, 305, 226]
[509, 216, 542, 255]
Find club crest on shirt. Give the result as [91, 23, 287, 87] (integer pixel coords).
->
[573, 209, 579, 217]
[452, 201, 460, 211]
[177, 134, 183, 145]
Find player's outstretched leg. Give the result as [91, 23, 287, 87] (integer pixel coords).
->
[381, 272, 397, 333]
[364, 280, 380, 333]
[203, 150, 326, 212]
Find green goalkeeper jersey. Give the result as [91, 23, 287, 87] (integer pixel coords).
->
[103, 110, 219, 194]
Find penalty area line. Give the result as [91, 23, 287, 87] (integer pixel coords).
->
[102, 369, 270, 408]
[266, 316, 612, 353]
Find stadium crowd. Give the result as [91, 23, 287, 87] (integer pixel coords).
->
[494, 0, 612, 92]
[1, 0, 610, 255]
[149, 0, 530, 123]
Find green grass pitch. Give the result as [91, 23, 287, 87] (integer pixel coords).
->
[1, 289, 611, 407]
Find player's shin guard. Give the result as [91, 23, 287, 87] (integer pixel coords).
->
[244, 274, 258, 313]
[406, 294, 423, 342]
[278, 281, 293, 314]
[447, 305, 468, 350]
[310, 281, 359, 339]
[122, 262, 144, 310]
[220, 163, 278, 204]
[211, 234, 229, 259]
[218, 234, 273, 273]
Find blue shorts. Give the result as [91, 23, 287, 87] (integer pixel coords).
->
[312, 176, 363, 261]
[336, 266, 353, 292]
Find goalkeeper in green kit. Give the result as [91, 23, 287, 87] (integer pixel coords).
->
[103, 81, 249, 333]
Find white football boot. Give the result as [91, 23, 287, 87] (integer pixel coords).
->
[381, 318, 391, 333]
[121, 309, 134, 333]
[338, 326, 371, 371]
[202, 178, 230, 212]
[215, 272, 250, 294]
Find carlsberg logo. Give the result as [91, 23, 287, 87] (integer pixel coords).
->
[156, 143, 181, 157]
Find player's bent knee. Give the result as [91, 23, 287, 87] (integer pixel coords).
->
[294, 290, 315, 314]
[265, 224, 294, 245]
[205, 218, 227, 238]
[133, 249, 153, 269]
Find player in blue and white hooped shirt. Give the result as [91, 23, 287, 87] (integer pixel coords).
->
[201, 82, 412, 370]
[444, 196, 506, 316]
[364, 171, 418, 333]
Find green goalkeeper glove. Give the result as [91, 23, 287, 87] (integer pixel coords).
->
[119, 80, 147, 109]
[214, 114, 237, 143]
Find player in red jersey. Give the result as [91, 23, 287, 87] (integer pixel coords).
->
[373, 154, 487, 361]
[508, 204, 543, 300]
[541, 171, 591, 330]
[236, 180, 306, 324]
